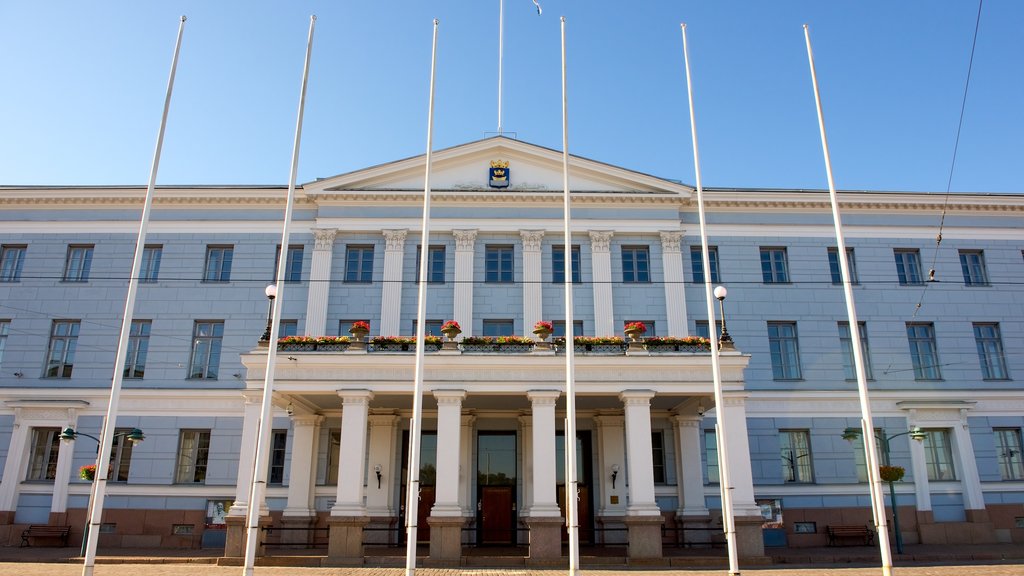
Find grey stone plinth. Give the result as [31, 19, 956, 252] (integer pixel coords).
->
[280, 515, 316, 545]
[426, 515, 465, 566]
[326, 515, 370, 565]
[734, 515, 767, 559]
[678, 515, 713, 546]
[223, 514, 270, 558]
[624, 514, 664, 558]
[525, 515, 564, 562]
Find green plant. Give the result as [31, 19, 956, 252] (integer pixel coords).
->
[278, 335, 317, 345]
[495, 335, 534, 345]
[879, 465, 905, 482]
[316, 335, 351, 345]
[643, 336, 710, 347]
[371, 336, 415, 346]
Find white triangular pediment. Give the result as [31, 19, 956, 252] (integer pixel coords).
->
[303, 137, 691, 198]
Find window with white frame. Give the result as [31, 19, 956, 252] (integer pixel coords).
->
[995, 428, 1024, 481]
[690, 246, 720, 283]
[907, 322, 941, 380]
[140, 245, 162, 283]
[759, 247, 789, 283]
[705, 429, 719, 484]
[485, 245, 514, 283]
[0, 245, 26, 282]
[768, 321, 801, 380]
[188, 321, 223, 379]
[63, 245, 93, 282]
[26, 427, 61, 481]
[973, 322, 1008, 380]
[175, 430, 211, 484]
[203, 246, 233, 282]
[274, 245, 304, 283]
[123, 320, 150, 379]
[959, 249, 989, 286]
[780, 430, 813, 483]
[621, 246, 651, 283]
[922, 429, 956, 481]
[344, 245, 374, 283]
[45, 320, 79, 378]
[894, 249, 924, 285]
[415, 245, 446, 283]
[828, 247, 857, 285]
[552, 245, 581, 284]
[838, 321, 872, 380]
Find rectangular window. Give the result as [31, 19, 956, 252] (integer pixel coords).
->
[974, 323, 1008, 380]
[552, 320, 584, 338]
[485, 245, 514, 283]
[274, 245, 304, 283]
[123, 320, 151, 379]
[922, 429, 956, 481]
[63, 245, 93, 282]
[995, 428, 1024, 481]
[175, 430, 211, 484]
[768, 321, 801, 380]
[838, 321, 872, 380]
[325, 428, 340, 485]
[110, 428, 136, 482]
[651, 431, 666, 484]
[279, 320, 298, 338]
[482, 319, 514, 337]
[552, 245, 582, 284]
[853, 428, 884, 483]
[621, 246, 651, 283]
[760, 247, 790, 283]
[344, 245, 374, 283]
[959, 250, 989, 286]
[188, 321, 223, 380]
[894, 249, 924, 285]
[268, 430, 287, 484]
[694, 320, 722, 341]
[412, 319, 443, 336]
[26, 428, 61, 481]
[705, 429, 719, 484]
[780, 430, 813, 483]
[415, 245, 446, 283]
[624, 320, 655, 337]
[203, 246, 233, 282]
[690, 246, 720, 283]
[0, 320, 8, 366]
[828, 247, 857, 285]
[907, 322, 941, 380]
[140, 245, 162, 283]
[45, 320, 80, 378]
[0, 245, 26, 282]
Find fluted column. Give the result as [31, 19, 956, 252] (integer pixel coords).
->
[521, 230, 544, 333]
[331, 390, 373, 516]
[304, 229, 337, 336]
[660, 231, 688, 336]
[589, 231, 615, 336]
[527, 390, 561, 516]
[380, 230, 408, 336]
[453, 230, 477, 337]
[432, 390, 466, 516]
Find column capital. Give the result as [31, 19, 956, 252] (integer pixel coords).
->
[433, 389, 467, 405]
[453, 229, 478, 251]
[527, 390, 560, 405]
[369, 411, 400, 427]
[593, 413, 625, 427]
[312, 228, 338, 251]
[461, 413, 477, 427]
[721, 393, 748, 408]
[588, 230, 614, 253]
[619, 390, 656, 405]
[671, 415, 702, 428]
[291, 414, 325, 427]
[659, 231, 683, 253]
[520, 230, 545, 252]
[337, 389, 374, 405]
[241, 390, 263, 405]
[383, 229, 408, 251]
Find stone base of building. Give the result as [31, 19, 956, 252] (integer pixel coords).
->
[326, 515, 369, 565]
[624, 514, 664, 559]
[426, 515, 465, 566]
[734, 515, 767, 559]
[677, 514, 713, 546]
[918, 508, 997, 544]
[279, 514, 317, 546]
[224, 514, 271, 558]
[525, 515, 564, 562]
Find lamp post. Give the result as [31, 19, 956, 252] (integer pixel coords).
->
[842, 425, 926, 554]
[58, 427, 146, 555]
[713, 285, 734, 350]
[259, 284, 277, 343]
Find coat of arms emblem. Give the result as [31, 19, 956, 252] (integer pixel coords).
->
[488, 160, 510, 188]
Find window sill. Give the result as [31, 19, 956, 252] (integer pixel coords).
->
[60, 279, 89, 283]
[762, 281, 793, 285]
[200, 280, 232, 284]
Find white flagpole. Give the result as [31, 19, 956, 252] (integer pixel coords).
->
[803, 25, 893, 576]
[498, 0, 504, 134]
[559, 16, 581, 576]
[679, 23, 740, 576]
[80, 15, 186, 576]
[405, 19, 440, 576]
[242, 15, 316, 576]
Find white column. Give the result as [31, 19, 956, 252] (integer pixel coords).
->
[50, 413, 80, 516]
[589, 231, 615, 336]
[953, 410, 986, 512]
[0, 414, 31, 514]
[719, 394, 760, 517]
[521, 230, 545, 332]
[672, 415, 708, 517]
[229, 391, 265, 517]
[620, 391, 660, 516]
[594, 413, 626, 516]
[659, 231, 688, 337]
[459, 414, 476, 516]
[366, 412, 400, 516]
[453, 230, 477, 337]
[905, 409, 932, 513]
[528, 390, 561, 517]
[380, 230, 408, 336]
[304, 228, 337, 336]
[432, 390, 466, 516]
[283, 414, 323, 518]
[331, 390, 373, 516]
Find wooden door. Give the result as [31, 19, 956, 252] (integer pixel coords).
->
[557, 484, 592, 544]
[479, 486, 515, 544]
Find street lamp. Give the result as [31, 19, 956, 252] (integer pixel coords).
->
[59, 427, 146, 555]
[713, 285, 734, 350]
[259, 284, 278, 343]
[842, 425, 926, 554]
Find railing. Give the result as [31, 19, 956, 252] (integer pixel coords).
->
[277, 342, 711, 355]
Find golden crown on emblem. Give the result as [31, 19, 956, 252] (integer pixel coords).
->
[490, 160, 509, 169]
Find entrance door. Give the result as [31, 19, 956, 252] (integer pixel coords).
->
[556, 431, 593, 543]
[400, 431, 437, 543]
[476, 432, 517, 545]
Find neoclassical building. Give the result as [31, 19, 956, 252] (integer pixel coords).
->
[0, 137, 1021, 564]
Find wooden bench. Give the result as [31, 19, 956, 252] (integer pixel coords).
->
[826, 524, 874, 546]
[20, 524, 71, 547]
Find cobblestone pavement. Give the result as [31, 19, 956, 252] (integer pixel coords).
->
[3, 564, 1024, 576]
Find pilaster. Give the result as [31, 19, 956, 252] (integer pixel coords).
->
[589, 231, 615, 336]
[380, 230, 408, 336]
[521, 230, 544, 333]
[304, 228, 337, 336]
[659, 231, 688, 336]
[453, 230, 477, 337]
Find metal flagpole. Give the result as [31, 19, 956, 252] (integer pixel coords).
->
[679, 23, 740, 576]
[559, 16, 581, 576]
[242, 14, 316, 576]
[803, 25, 893, 576]
[405, 19, 440, 576]
[498, 0, 504, 134]
[80, 16, 186, 576]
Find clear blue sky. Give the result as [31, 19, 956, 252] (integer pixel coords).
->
[1, 1, 1020, 192]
